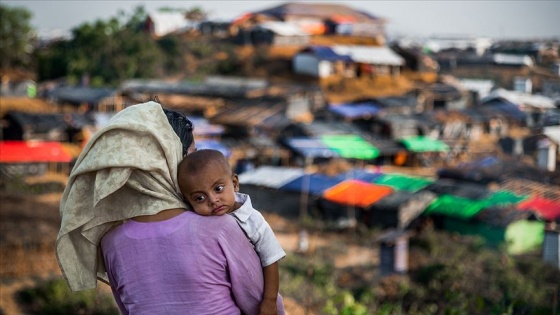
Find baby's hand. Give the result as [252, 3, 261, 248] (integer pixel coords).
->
[259, 298, 277, 315]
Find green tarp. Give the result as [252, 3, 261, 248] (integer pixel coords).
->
[373, 173, 434, 192]
[399, 136, 450, 153]
[444, 218, 544, 254]
[425, 190, 529, 220]
[320, 135, 379, 160]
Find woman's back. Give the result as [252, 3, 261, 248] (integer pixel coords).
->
[101, 211, 264, 314]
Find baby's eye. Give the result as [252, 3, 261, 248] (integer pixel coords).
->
[193, 195, 206, 202]
[214, 185, 225, 193]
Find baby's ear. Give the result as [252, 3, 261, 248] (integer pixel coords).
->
[232, 173, 240, 191]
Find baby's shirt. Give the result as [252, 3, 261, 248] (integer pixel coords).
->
[229, 192, 286, 267]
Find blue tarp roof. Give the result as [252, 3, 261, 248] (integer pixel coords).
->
[482, 100, 527, 122]
[283, 138, 339, 158]
[279, 173, 345, 195]
[328, 102, 381, 119]
[343, 168, 383, 183]
[304, 46, 352, 62]
[196, 139, 231, 157]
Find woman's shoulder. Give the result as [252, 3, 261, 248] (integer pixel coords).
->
[184, 211, 241, 236]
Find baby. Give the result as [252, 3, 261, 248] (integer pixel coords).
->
[178, 149, 286, 315]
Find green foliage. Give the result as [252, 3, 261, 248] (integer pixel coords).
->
[0, 4, 35, 69]
[17, 278, 118, 315]
[36, 5, 164, 85]
[279, 229, 560, 314]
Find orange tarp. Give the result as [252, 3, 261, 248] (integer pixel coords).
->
[323, 179, 394, 208]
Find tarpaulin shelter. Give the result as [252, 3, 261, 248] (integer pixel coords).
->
[282, 138, 339, 159]
[328, 102, 381, 119]
[373, 173, 433, 192]
[0, 141, 73, 163]
[343, 168, 383, 183]
[320, 179, 394, 226]
[424, 189, 529, 220]
[279, 173, 344, 196]
[0, 141, 74, 178]
[423, 178, 490, 200]
[323, 179, 394, 208]
[444, 206, 545, 254]
[517, 197, 560, 222]
[368, 190, 437, 229]
[238, 166, 307, 219]
[399, 135, 450, 153]
[2, 111, 90, 142]
[320, 134, 380, 160]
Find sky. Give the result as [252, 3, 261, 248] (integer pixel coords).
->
[3, 0, 560, 40]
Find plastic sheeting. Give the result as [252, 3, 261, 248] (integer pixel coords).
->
[399, 136, 450, 153]
[517, 197, 560, 221]
[320, 134, 380, 159]
[425, 190, 529, 220]
[237, 166, 304, 188]
[283, 138, 339, 158]
[373, 173, 433, 192]
[279, 173, 345, 196]
[328, 102, 380, 119]
[0, 141, 73, 163]
[323, 179, 394, 208]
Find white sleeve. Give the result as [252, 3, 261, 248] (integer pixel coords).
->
[238, 210, 286, 267]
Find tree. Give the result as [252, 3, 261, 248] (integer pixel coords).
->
[0, 4, 35, 70]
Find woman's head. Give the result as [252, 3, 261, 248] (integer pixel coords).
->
[163, 108, 195, 157]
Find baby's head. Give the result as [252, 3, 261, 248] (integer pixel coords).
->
[178, 149, 240, 216]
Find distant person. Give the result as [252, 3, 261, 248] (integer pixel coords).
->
[178, 149, 286, 315]
[57, 101, 283, 314]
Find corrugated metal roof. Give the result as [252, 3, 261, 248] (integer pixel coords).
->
[238, 166, 305, 188]
[332, 45, 404, 66]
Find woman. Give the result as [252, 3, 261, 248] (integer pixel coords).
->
[56, 101, 284, 314]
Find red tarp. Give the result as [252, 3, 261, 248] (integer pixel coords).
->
[323, 179, 394, 208]
[0, 141, 73, 163]
[517, 196, 560, 221]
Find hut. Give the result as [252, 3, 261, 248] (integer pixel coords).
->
[237, 166, 305, 219]
[368, 190, 437, 229]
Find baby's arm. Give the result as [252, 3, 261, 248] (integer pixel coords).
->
[260, 262, 280, 315]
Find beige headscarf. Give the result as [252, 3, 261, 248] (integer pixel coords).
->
[56, 101, 187, 291]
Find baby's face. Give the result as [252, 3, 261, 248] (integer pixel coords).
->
[180, 165, 239, 216]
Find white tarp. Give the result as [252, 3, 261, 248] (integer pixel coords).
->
[238, 166, 305, 188]
[257, 21, 309, 36]
[482, 88, 556, 109]
[332, 45, 404, 66]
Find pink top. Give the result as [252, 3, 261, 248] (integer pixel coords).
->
[101, 210, 285, 315]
